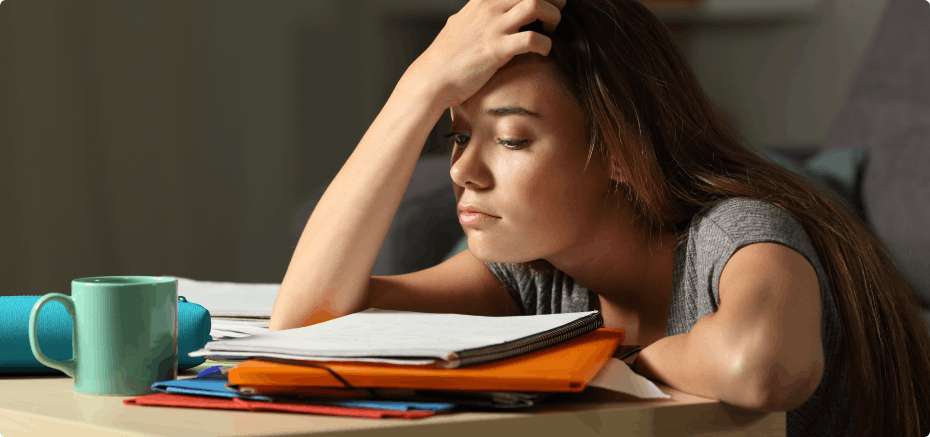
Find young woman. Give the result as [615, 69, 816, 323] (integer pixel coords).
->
[269, 0, 930, 435]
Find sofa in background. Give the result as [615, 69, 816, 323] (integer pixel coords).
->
[291, 154, 464, 278]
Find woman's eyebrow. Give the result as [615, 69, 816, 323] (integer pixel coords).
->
[484, 106, 544, 119]
[451, 105, 545, 123]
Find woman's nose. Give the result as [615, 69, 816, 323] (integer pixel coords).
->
[450, 143, 491, 190]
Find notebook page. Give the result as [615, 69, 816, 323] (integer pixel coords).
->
[191, 309, 599, 360]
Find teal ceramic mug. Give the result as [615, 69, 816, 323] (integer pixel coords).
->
[28, 276, 179, 395]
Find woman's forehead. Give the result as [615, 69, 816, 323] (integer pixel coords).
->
[451, 56, 571, 123]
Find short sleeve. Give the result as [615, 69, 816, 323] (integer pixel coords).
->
[673, 198, 850, 437]
[690, 198, 829, 310]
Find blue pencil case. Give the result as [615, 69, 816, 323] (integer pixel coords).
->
[0, 295, 211, 372]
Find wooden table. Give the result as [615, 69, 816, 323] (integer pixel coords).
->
[0, 361, 785, 437]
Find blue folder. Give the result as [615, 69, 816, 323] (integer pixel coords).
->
[152, 374, 456, 412]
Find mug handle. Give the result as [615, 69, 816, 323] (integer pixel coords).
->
[29, 293, 77, 377]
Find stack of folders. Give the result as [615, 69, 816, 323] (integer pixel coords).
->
[128, 277, 457, 419]
[124, 368, 458, 419]
[130, 277, 664, 419]
[183, 309, 625, 411]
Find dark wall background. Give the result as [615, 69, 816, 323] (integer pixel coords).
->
[0, 0, 461, 296]
[0, 0, 885, 296]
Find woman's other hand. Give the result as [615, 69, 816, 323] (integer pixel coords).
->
[402, 0, 566, 109]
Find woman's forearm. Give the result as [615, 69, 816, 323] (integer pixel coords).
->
[635, 313, 774, 411]
[269, 78, 447, 332]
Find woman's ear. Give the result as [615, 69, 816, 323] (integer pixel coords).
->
[588, 145, 621, 184]
[609, 163, 624, 185]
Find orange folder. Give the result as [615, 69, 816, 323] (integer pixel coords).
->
[228, 328, 624, 394]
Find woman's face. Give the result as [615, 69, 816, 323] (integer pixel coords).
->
[450, 53, 617, 264]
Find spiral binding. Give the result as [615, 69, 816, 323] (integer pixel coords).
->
[444, 312, 604, 368]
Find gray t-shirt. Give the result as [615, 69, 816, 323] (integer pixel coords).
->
[486, 198, 851, 437]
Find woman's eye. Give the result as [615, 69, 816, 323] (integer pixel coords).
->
[444, 132, 470, 147]
[497, 138, 529, 149]
[443, 132, 528, 150]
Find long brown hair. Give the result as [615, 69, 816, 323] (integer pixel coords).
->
[517, 1, 930, 435]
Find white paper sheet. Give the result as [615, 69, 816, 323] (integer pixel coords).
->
[168, 276, 280, 318]
[589, 358, 670, 398]
[211, 319, 270, 331]
[190, 309, 599, 365]
[209, 319, 270, 340]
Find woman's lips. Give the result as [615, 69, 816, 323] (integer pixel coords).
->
[459, 211, 499, 225]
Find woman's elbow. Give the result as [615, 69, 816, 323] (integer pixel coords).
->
[748, 357, 825, 412]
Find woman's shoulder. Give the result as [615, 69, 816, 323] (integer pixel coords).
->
[688, 197, 810, 247]
[676, 198, 834, 320]
[694, 197, 793, 223]
[682, 197, 828, 288]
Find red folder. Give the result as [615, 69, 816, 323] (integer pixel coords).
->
[228, 328, 625, 394]
[124, 393, 437, 419]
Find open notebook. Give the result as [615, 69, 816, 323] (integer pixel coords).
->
[190, 309, 603, 368]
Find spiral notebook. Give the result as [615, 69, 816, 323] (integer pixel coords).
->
[190, 309, 603, 369]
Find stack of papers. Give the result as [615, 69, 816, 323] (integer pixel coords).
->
[209, 319, 270, 339]
[192, 310, 603, 368]
[170, 276, 279, 318]
[222, 328, 669, 399]
[168, 276, 279, 340]
[170, 276, 669, 400]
